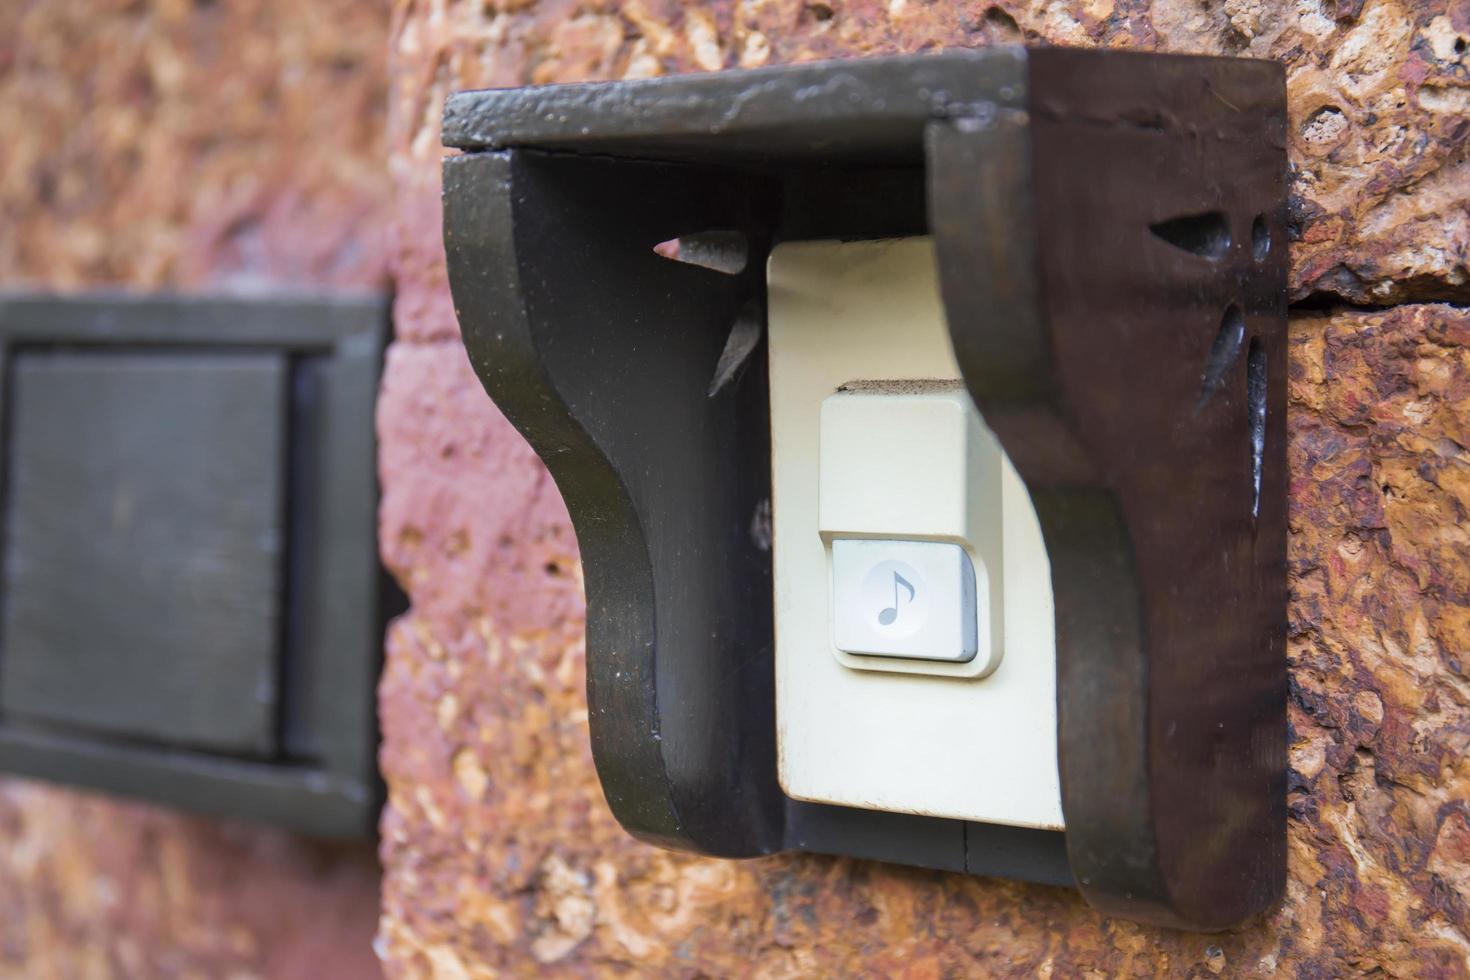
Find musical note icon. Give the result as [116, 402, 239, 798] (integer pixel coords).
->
[877, 571, 916, 626]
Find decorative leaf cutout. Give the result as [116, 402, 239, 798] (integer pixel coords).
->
[1150, 211, 1231, 260]
[1199, 304, 1246, 408]
[1248, 336, 1267, 518]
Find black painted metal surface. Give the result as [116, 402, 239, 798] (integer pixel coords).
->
[0, 293, 391, 838]
[442, 47, 1288, 929]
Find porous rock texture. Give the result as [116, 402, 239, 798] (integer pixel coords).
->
[378, 0, 1470, 977]
[0, 0, 390, 976]
[0, 0, 390, 291]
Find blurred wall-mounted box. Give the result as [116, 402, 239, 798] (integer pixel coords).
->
[0, 294, 390, 838]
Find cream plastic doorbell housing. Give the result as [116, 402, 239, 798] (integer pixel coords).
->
[769, 239, 1062, 831]
[443, 48, 1289, 931]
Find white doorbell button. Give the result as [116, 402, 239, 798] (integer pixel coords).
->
[831, 539, 978, 662]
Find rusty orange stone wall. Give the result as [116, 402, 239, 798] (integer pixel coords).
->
[5, 0, 1468, 975]
[0, 1, 390, 976]
[377, 0, 1470, 976]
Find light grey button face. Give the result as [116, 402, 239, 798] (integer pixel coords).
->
[831, 539, 978, 662]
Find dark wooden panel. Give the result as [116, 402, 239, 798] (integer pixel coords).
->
[0, 726, 375, 838]
[0, 292, 389, 838]
[0, 350, 288, 756]
[0, 293, 379, 351]
[929, 48, 1288, 928]
[445, 149, 786, 858]
[443, 49, 1026, 165]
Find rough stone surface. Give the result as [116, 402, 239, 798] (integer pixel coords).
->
[379, 317, 1470, 976]
[0, 783, 382, 980]
[0, 0, 392, 291]
[385, 0, 1470, 331]
[377, 0, 1470, 976]
[0, 0, 390, 976]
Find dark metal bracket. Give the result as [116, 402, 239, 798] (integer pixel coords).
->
[442, 47, 1288, 929]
